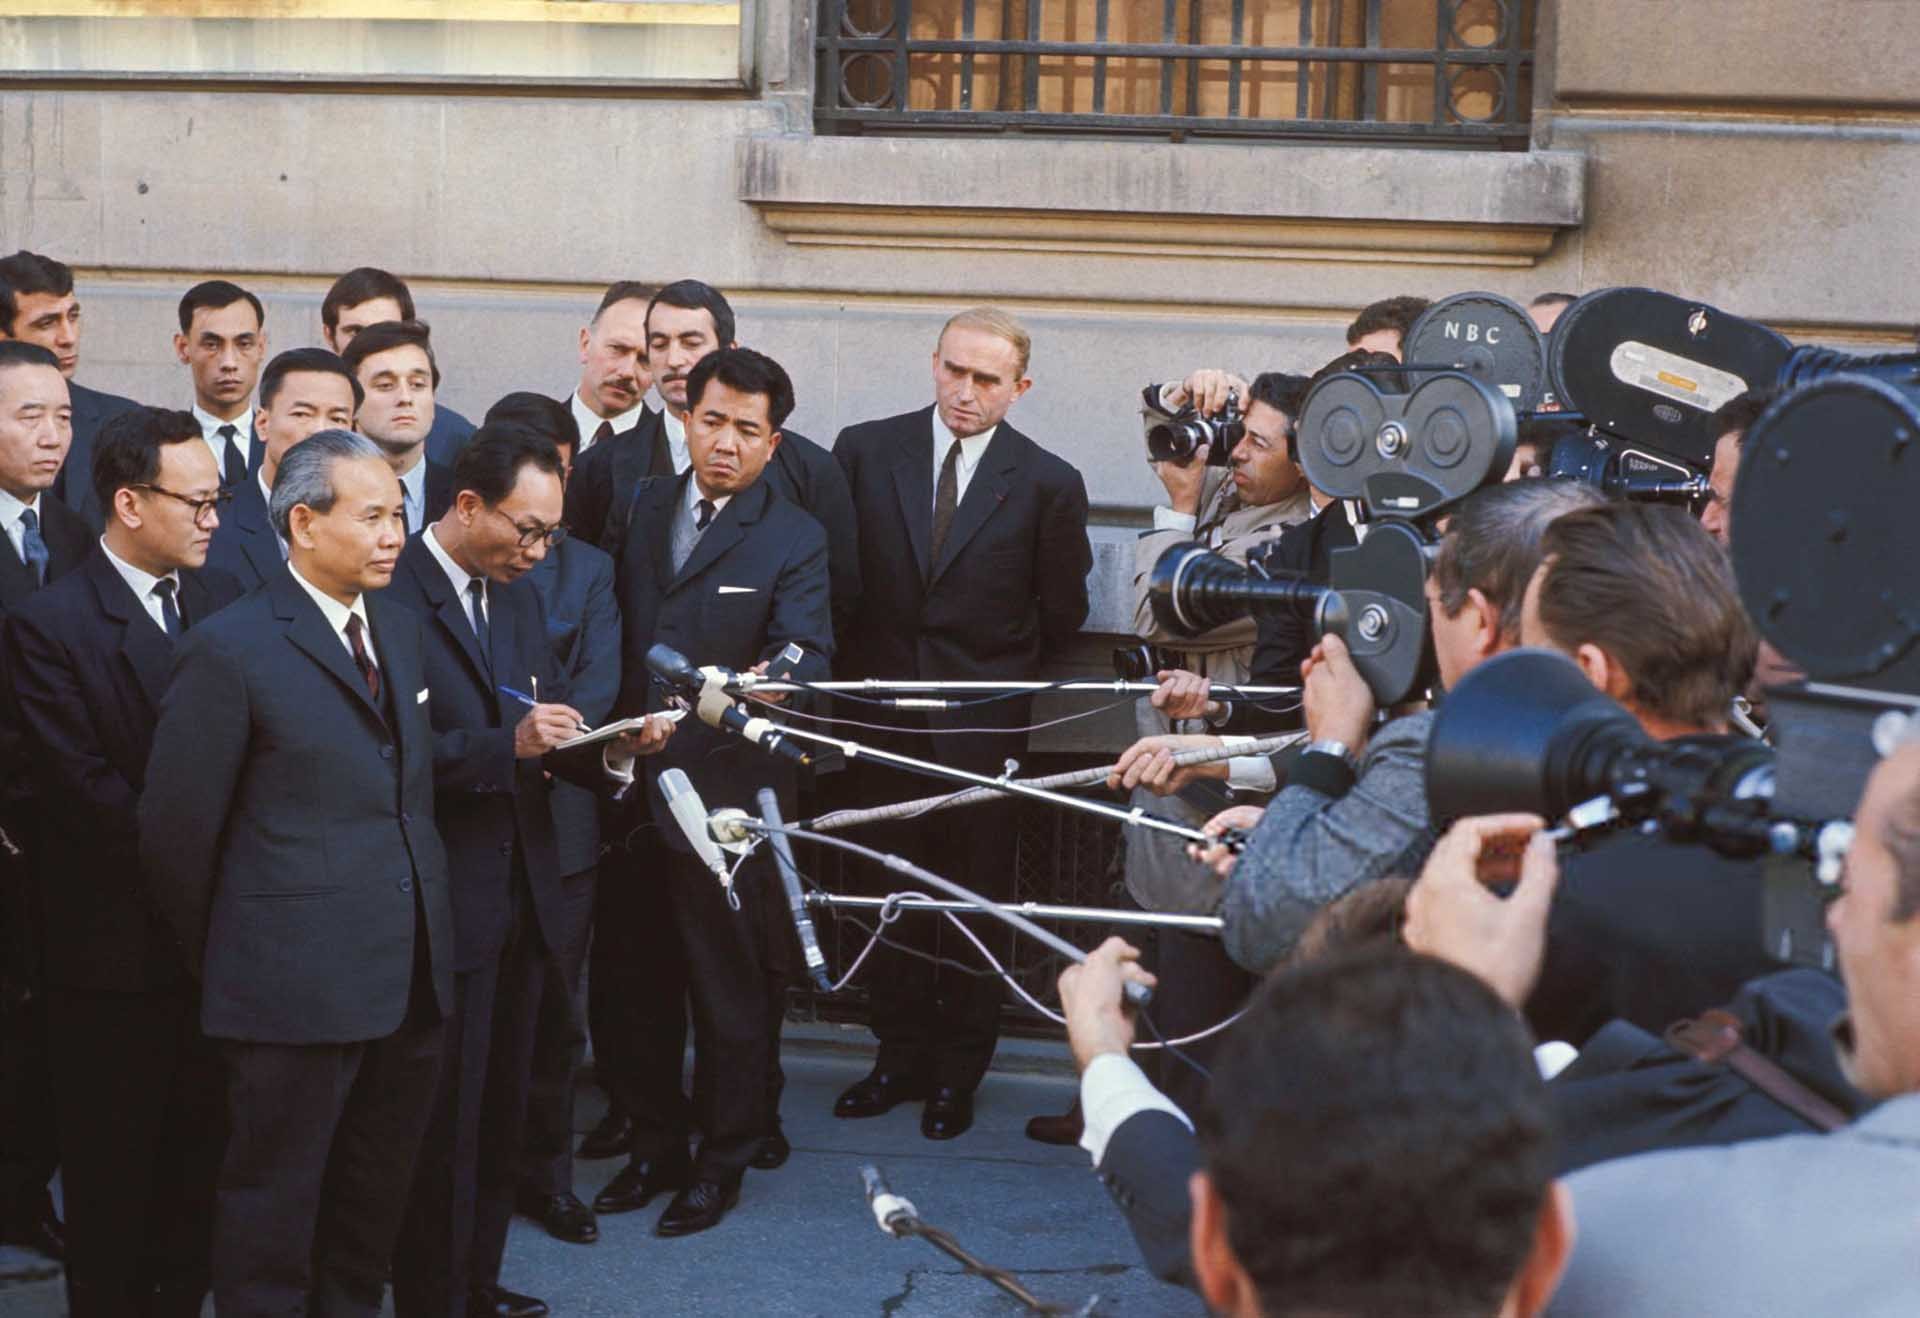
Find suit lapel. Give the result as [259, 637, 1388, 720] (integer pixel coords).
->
[367, 595, 416, 762]
[233, 480, 284, 583]
[669, 481, 761, 594]
[85, 552, 173, 711]
[929, 427, 1021, 585]
[269, 570, 386, 726]
[486, 583, 517, 717]
[398, 539, 491, 689]
[0, 532, 33, 608]
[890, 409, 935, 581]
[636, 475, 681, 593]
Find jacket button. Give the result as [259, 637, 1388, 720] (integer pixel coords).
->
[380, 745, 395, 760]
[498, 842, 513, 857]
[398, 878, 413, 894]
[399, 811, 412, 824]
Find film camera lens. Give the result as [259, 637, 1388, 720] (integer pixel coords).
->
[1147, 397, 1244, 466]
[1148, 542, 1345, 638]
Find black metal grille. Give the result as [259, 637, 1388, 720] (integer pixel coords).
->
[816, 0, 1534, 144]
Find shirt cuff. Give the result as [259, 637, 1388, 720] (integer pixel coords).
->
[1152, 506, 1198, 534]
[602, 744, 636, 790]
[1219, 737, 1277, 793]
[1078, 1052, 1192, 1166]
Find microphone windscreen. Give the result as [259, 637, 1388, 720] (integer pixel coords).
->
[645, 643, 701, 689]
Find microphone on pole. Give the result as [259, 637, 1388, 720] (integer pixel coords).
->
[644, 643, 813, 767]
[658, 768, 737, 907]
[756, 787, 833, 993]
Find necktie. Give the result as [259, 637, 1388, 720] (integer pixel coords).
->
[399, 500, 411, 537]
[345, 613, 381, 704]
[153, 578, 182, 638]
[592, 419, 614, 451]
[467, 578, 492, 667]
[695, 498, 716, 532]
[18, 508, 49, 586]
[218, 424, 247, 488]
[929, 439, 962, 564]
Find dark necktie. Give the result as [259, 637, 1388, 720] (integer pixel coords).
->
[694, 498, 716, 532]
[18, 507, 49, 586]
[218, 424, 247, 488]
[399, 500, 411, 537]
[345, 613, 381, 704]
[153, 578, 182, 638]
[467, 578, 492, 669]
[929, 439, 962, 563]
[592, 419, 614, 451]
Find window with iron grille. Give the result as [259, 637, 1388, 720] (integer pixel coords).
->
[815, 0, 1534, 145]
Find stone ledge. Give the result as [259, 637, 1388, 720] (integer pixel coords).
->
[740, 134, 1584, 268]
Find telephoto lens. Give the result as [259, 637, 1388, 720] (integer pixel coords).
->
[1147, 542, 1342, 638]
[1145, 398, 1244, 466]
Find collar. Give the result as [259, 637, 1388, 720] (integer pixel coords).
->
[423, 523, 481, 600]
[685, 475, 733, 520]
[0, 486, 40, 527]
[100, 536, 179, 607]
[931, 408, 996, 468]
[191, 401, 250, 440]
[644, 386, 666, 414]
[395, 452, 427, 504]
[571, 390, 647, 449]
[256, 467, 274, 507]
[662, 405, 686, 448]
[286, 559, 371, 640]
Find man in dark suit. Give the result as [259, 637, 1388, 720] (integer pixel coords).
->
[483, 395, 622, 1247]
[322, 267, 475, 466]
[831, 307, 1092, 1139]
[343, 319, 456, 535]
[590, 347, 831, 1237]
[565, 281, 654, 466]
[6, 406, 245, 1314]
[208, 347, 361, 589]
[562, 279, 861, 638]
[174, 280, 269, 490]
[138, 429, 455, 1317]
[385, 425, 670, 1317]
[0, 340, 93, 1258]
[0, 250, 140, 531]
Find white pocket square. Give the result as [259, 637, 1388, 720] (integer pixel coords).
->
[716, 586, 758, 595]
[417, 688, 430, 704]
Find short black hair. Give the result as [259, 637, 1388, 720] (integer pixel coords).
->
[1530, 291, 1578, 311]
[1709, 386, 1780, 451]
[595, 281, 656, 321]
[340, 319, 441, 389]
[322, 267, 416, 331]
[647, 280, 736, 348]
[0, 340, 61, 376]
[0, 251, 74, 336]
[91, 405, 204, 516]
[685, 347, 795, 431]
[1431, 476, 1604, 641]
[177, 279, 264, 335]
[483, 391, 578, 455]
[259, 347, 363, 412]
[1198, 947, 1556, 1317]
[1345, 295, 1430, 347]
[1248, 371, 1312, 462]
[450, 422, 565, 507]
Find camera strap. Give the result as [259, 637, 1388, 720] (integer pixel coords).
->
[1663, 1009, 1849, 1133]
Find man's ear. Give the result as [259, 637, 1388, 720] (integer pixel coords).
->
[578, 325, 592, 364]
[1189, 1170, 1248, 1316]
[1573, 643, 1632, 703]
[1466, 587, 1503, 660]
[287, 504, 314, 549]
[1508, 1181, 1576, 1318]
[112, 486, 143, 533]
[173, 331, 191, 367]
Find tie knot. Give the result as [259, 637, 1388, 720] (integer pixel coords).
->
[217, 424, 238, 439]
[345, 613, 366, 643]
[467, 577, 486, 604]
[18, 508, 36, 532]
[594, 420, 615, 445]
[695, 498, 716, 531]
[153, 577, 176, 600]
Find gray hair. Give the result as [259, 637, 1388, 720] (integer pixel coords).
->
[269, 428, 387, 538]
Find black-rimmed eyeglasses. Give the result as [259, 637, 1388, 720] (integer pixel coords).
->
[133, 484, 232, 528]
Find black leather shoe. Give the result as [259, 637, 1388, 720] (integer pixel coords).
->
[592, 1155, 691, 1215]
[576, 1107, 632, 1161]
[921, 1086, 974, 1140]
[0, 1198, 64, 1261]
[655, 1179, 740, 1237]
[469, 1284, 549, 1318]
[750, 1129, 791, 1170]
[517, 1191, 598, 1243]
[1024, 1101, 1083, 1147]
[833, 1068, 929, 1119]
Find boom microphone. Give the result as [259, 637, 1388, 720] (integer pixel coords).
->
[644, 643, 812, 767]
[659, 768, 733, 895]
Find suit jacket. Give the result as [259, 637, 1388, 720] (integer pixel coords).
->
[0, 495, 94, 805]
[1552, 1093, 1920, 1316]
[526, 535, 621, 877]
[1098, 1109, 1202, 1289]
[425, 404, 477, 469]
[384, 534, 570, 973]
[138, 567, 456, 1043]
[205, 474, 283, 590]
[612, 474, 832, 845]
[832, 406, 1092, 749]
[4, 549, 245, 992]
[422, 458, 455, 529]
[565, 413, 862, 637]
[54, 380, 141, 531]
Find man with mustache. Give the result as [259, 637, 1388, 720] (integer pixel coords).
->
[569, 282, 655, 461]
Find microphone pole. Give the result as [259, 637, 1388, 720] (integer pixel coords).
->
[755, 787, 834, 993]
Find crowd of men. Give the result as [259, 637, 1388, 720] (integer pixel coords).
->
[0, 248, 1911, 1318]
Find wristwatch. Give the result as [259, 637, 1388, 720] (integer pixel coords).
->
[1305, 738, 1356, 769]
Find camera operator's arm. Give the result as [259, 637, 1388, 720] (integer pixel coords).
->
[1404, 816, 1557, 1009]
[1132, 370, 1246, 645]
[1109, 733, 1286, 797]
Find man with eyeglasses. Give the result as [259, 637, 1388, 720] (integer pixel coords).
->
[4, 405, 245, 1314]
[383, 423, 674, 1318]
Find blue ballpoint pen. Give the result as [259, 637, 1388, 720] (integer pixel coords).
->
[498, 684, 593, 736]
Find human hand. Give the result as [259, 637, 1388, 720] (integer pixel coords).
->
[1106, 734, 1227, 796]
[1303, 633, 1376, 752]
[610, 713, 678, 759]
[1187, 804, 1265, 879]
[1174, 369, 1250, 418]
[515, 702, 588, 758]
[1150, 669, 1220, 723]
[745, 659, 789, 705]
[1403, 814, 1558, 1008]
[1058, 936, 1157, 1074]
[1151, 446, 1211, 514]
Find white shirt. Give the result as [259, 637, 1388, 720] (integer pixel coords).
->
[192, 402, 254, 475]
[1078, 1053, 1191, 1166]
[685, 477, 733, 526]
[100, 538, 181, 633]
[396, 454, 428, 534]
[570, 391, 647, 457]
[286, 560, 375, 665]
[662, 406, 691, 476]
[423, 525, 487, 632]
[0, 487, 43, 565]
[931, 409, 994, 509]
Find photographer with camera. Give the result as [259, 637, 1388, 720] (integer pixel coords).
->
[1405, 736, 1920, 1316]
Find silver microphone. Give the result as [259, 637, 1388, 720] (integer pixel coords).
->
[658, 769, 734, 901]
